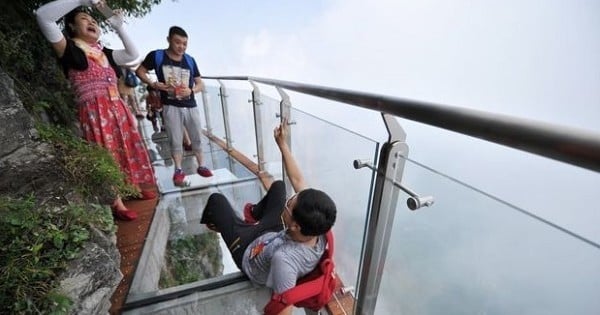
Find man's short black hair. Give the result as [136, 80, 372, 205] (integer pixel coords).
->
[292, 189, 337, 236]
[168, 26, 188, 38]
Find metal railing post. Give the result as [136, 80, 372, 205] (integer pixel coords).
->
[200, 87, 213, 136]
[355, 113, 409, 315]
[217, 79, 233, 151]
[249, 81, 266, 172]
[276, 86, 293, 190]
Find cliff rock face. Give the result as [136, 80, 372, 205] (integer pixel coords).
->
[0, 70, 36, 157]
[59, 226, 122, 315]
[0, 70, 54, 195]
[0, 69, 121, 314]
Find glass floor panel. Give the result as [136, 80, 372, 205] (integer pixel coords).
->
[127, 116, 265, 304]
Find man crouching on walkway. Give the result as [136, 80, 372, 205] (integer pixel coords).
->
[200, 118, 337, 315]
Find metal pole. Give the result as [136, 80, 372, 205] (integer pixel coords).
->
[200, 88, 213, 136]
[355, 114, 408, 315]
[249, 81, 266, 172]
[216, 79, 233, 152]
[276, 86, 293, 191]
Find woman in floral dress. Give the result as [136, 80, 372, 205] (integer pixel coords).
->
[36, 0, 155, 220]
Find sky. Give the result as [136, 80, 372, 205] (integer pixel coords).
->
[103, 0, 600, 257]
[105, 0, 599, 132]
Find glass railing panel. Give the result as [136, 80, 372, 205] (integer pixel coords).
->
[193, 90, 207, 135]
[288, 107, 380, 307]
[137, 108, 156, 142]
[255, 93, 284, 177]
[222, 88, 258, 163]
[374, 157, 600, 315]
[203, 85, 226, 141]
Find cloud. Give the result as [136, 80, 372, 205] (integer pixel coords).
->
[236, 30, 311, 80]
[241, 29, 272, 57]
[225, 0, 600, 245]
[229, 0, 600, 131]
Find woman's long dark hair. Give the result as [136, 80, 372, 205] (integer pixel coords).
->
[63, 6, 93, 38]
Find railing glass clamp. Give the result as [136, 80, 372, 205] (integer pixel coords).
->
[353, 159, 434, 210]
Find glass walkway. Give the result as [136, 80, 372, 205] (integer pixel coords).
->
[116, 77, 600, 315]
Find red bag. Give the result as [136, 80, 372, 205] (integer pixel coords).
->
[264, 231, 336, 315]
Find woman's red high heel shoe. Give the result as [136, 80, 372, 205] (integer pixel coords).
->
[139, 190, 157, 200]
[111, 204, 138, 221]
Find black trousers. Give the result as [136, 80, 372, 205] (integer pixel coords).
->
[200, 180, 286, 269]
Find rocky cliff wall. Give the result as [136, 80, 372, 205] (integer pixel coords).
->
[0, 69, 121, 314]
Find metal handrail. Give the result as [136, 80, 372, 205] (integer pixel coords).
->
[202, 76, 600, 172]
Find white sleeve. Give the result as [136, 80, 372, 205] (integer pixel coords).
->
[35, 0, 94, 43]
[107, 14, 139, 65]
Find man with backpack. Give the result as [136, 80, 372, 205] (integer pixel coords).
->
[200, 118, 337, 314]
[136, 26, 212, 186]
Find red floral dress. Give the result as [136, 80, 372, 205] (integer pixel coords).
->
[66, 40, 154, 186]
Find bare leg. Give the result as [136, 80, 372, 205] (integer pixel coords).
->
[183, 127, 193, 151]
[173, 152, 184, 170]
[194, 150, 204, 167]
[113, 196, 128, 210]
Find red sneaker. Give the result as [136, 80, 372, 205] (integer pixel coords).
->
[197, 166, 213, 177]
[173, 169, 186, 186]
[243, 203, 257, 224]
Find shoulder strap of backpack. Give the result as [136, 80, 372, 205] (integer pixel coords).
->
[183, 53, 196, 86]
[264, 231, 335, 315]
[183, 53, 196, 78]
[155, 49, 196, 84]
[154, 49, 165, 81]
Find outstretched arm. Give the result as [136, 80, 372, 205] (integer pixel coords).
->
[274, 118, 307, 193]
[36, 0, 95, 57]
[106, 9, 138, 65]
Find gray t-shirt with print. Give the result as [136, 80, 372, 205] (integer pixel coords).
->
[242, 230, 326, 294]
